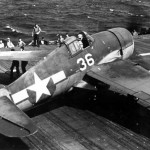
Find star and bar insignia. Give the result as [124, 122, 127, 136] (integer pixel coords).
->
[12, 71, 66, 104]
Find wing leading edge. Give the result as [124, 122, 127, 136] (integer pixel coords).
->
[0, 50, 50, 61]
[87, 60, 150, 108]
[0, 95, 37, 137]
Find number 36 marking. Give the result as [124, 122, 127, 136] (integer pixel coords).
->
[77, 53, 95, 71]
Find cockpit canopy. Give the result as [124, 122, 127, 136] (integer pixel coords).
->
[65, 36, 83, 56]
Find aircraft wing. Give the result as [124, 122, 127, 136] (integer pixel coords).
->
[0, 95, 37, 137]
[0, 50, 50, 61]
[86, 59, 150, 109]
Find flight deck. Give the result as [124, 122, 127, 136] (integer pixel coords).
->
[0, 40, 150, 149]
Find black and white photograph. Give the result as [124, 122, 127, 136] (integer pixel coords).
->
[0, 0, 150, 149]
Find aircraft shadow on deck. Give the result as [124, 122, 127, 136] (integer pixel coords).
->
[0, 135, 29, 150]
[0, 70, 150, 149]
[26, 73, 150, 140]
[63, 75, 150, 139]
[0, 71, 21, 85]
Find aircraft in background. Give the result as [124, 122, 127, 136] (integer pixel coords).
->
[0, 28, 137, 137]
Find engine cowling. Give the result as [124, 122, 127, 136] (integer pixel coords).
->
[108, 28, 134, 60]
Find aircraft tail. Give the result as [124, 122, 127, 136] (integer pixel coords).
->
[0, 88, 37, 137]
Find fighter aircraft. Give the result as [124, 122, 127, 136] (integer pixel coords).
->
[0, 27, 138, 137]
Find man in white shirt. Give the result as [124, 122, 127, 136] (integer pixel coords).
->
[32, 24, 41, 47]
[6, 38, 20, 79]
[0, 40, 4, 48]
[6, 38, 14, 49]
[18, 39, 26, 51]
[17, 39, 28, 74]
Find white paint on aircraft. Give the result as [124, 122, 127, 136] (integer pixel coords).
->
[12, 71, 66, 104]
[98, 43, 134, 64]
[27, 73, 51, 102]
[122, 42, 134, 60]
[138, 53, 150, 56]
[0, 51, 33, 57]
[98, 49, 121, 64]
[51, 71, 66, 84]
[12, 89, 28, 104]
[77, 53, 95, 71]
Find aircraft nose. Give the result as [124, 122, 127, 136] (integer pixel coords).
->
[108, 28, 134, 59]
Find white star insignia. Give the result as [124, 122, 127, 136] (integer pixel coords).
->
[27, 73, 51, 103]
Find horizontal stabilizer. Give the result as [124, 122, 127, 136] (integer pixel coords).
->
[0, 96, 37, 137]
[0, 50, 50, 61]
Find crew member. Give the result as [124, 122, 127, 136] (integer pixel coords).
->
[77, 31, 94, 49]
[40, 37, 48, 45]
[0, 40, 4, 48]
[32, 24, 41, 47]
[57, 34, 64, 47]
[6, 38, 15, 50]
[18, 38, 26, 51]
[17, 39, 28, 74]
[65, 33, 70, 40]
[77, 34, 84, 50]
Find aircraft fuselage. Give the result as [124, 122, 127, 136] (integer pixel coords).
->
[6, 28, 134, 111]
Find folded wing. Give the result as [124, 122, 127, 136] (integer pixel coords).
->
[87, 59, 150, 109]
[0, 50, 50, 61]
[0, 95, 37, 137]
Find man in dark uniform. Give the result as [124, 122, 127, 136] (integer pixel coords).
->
[32, 24, 41, 47]
[78, 31, 94, 49]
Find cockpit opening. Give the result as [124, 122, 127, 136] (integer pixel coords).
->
[65, 32, 94, 57]
[77, 31, 94, 49]
[65, 36, 83, 56]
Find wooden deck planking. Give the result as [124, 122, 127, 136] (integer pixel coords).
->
[0, 42, 149, 149]
[20, 106, 150, 150]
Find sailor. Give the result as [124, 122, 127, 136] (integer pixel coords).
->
[133, 30, 138, 38]
[18, 38, 26, 51]
[77, 34, 84, 50]
[65, 33, 70, 39]
[6, 38, 15, 50]
[32, 24, 41, 47]
[57, 34, 64, 47]
[77, 31, 94, 49]
[0, 40, 4, 48]
[40, 37, 48, 45]
[17, 39, 28, 74]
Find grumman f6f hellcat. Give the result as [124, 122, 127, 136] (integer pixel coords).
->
[0, 28, 138, 137]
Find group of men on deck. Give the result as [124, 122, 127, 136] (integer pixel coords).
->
[0, 24, 42, 79]
[6, 38, 27, 79]
[0, 23, 94, 80]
